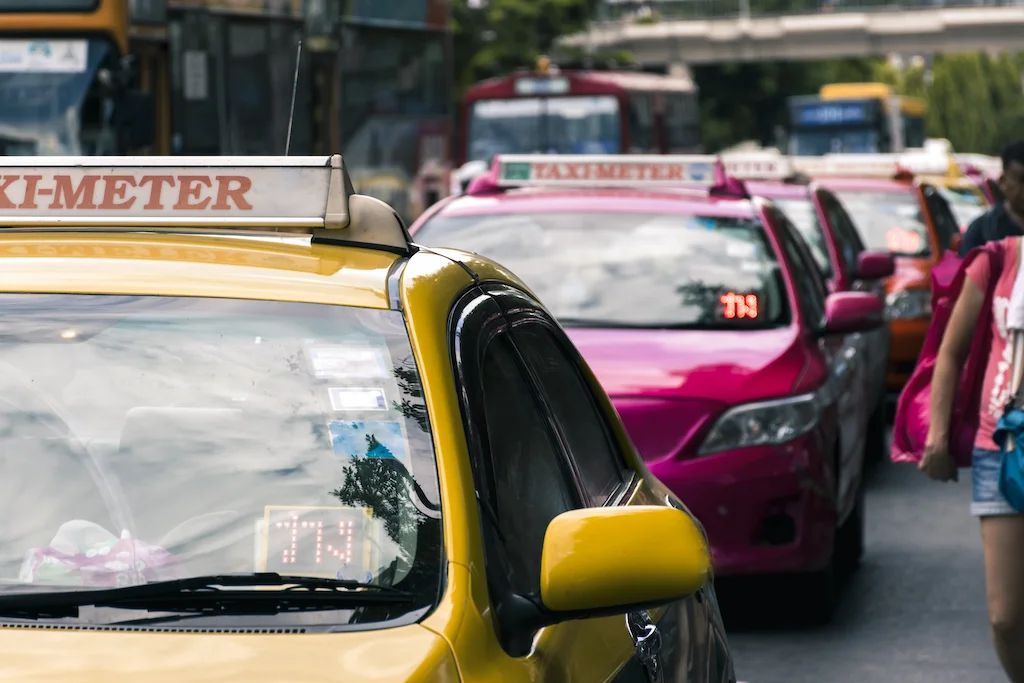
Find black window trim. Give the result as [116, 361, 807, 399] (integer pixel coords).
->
[479, 282, 634, 506]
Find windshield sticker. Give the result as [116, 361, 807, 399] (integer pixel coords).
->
[304, 343, 389, 380]
[328, 387, 387, 412]
[258, 506, 377, 580]
[739, 261, 763, 273]
[0, 39, 88, 74]
[329, 420, 410, 470]
[726, 242, 757, 258]
[690, 217, 719, 231]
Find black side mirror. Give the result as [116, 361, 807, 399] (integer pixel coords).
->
[117, 90, 156, 149]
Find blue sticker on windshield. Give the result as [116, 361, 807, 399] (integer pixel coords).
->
[688, 217, 718, 231]
[329, 421, 410, 471]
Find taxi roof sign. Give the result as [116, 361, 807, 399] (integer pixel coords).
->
[719, 152, 793, 180]
[492, 154, 719, 188]
[0, 155, 413, 254]
[790, 152, 951, 178]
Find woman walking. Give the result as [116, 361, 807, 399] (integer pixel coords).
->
[923, 227, 1024, 680]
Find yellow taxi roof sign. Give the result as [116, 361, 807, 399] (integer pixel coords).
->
[491, 154, 722, 189]
[0, 155, 413, 254]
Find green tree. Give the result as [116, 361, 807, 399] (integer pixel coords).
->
[452, 0, 600, 95]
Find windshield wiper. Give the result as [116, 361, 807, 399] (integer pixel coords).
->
[0, 573, 414, 620]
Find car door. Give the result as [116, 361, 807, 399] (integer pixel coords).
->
[486, 282, 730, 683]
[449, 283, 727, 683]
[818, 189, 889, 409]
[766, 205, 865, 521]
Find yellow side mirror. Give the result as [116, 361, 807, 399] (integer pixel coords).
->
[539, 506, 710, 615]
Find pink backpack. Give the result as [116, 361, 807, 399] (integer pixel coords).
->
[891, 241, 1005, 467]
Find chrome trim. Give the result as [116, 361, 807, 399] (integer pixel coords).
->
[386, 258, 409, 311]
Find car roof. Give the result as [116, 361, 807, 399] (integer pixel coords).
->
[810, 176, 916, 193]
[431, 186, 759, 220]
[0, 233, 404, 308]
[744, 180, 810, 200]
[0, 155, 510, 310]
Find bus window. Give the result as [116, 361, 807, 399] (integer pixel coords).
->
[466, 95, 621, 162]
[666, 93, 700, 152]
[627, 92, 655, 153]
[903, 114, 926, 149]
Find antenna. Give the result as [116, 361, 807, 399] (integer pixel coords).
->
[285, 39, 303, 155]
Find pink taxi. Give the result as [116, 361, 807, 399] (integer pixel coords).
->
[409, 154, 884, 622]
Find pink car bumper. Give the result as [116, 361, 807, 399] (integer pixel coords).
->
[649, 432, 837, 577]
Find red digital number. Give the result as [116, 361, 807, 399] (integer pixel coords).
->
[720, 292, 759, 319]
[274, 515, 356, 567]
[885, 228, 921, 253]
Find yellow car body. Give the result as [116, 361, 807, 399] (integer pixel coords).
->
[0, 156, 733, 683]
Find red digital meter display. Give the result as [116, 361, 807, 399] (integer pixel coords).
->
[885, 227, 921, 253]
[720, 292, 759, 319]
[262, 506, 373, 578]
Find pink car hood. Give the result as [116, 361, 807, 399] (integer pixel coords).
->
[566, 326, 813, 461]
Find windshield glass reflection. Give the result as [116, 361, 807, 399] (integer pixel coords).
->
[937, 185, 987, 229]
[834, 190, 931, 257]
[772, 197, 831, 276]
[415, 211, 790, 329]
[0, 295, 441, 628]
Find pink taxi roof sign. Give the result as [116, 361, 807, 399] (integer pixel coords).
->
[0, 155, 413, 253]
[720, 151, 794, 180]
[490, 154, 719, 188]
[790, 152, 949, 179]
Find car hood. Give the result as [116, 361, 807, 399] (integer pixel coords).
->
[566, 326, 813, 462]
[565, 326, 807, 403]
[0, 623, 459, 682]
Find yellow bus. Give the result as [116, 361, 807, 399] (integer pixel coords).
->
[0, 0, 157, 156]
[787, 82, 926, 155]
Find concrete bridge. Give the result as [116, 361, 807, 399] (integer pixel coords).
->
[557, 0, 1024, 65]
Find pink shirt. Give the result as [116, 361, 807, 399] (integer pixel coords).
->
[967, 236, 1021, 450]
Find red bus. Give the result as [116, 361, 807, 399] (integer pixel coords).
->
[457, 63, 701, 166]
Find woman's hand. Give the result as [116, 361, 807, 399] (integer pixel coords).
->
[920, 441, 959, 482]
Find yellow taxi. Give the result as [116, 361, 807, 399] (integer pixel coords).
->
[906, 153, 991, 231]
[0, 156, 734, 683]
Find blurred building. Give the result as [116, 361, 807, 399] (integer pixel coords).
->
[130, 0, 453, 222]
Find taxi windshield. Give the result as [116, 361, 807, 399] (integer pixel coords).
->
[0, 295, 441, 629]
[771, 197, 832, 277]
[937, 185, 987, 229]
[832, 190, 931, 257]
[415, 211, 790, 329]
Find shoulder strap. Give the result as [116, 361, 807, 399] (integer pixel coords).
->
[1007, 239, 1024, 411]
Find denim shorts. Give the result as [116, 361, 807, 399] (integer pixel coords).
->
[972, 447, 1022, 517]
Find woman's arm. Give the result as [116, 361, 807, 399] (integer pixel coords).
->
[926, 277, 986, 450]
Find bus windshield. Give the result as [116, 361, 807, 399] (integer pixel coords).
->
[466, 95, 621, 163]
[788, 128, 881, 155]
[0, 38, 119, 156]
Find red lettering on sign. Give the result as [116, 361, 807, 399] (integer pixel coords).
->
[19, 175, 41, 209]
[51, 175, 99, 210]
[99, 175, 139, 210]
[531, 162, 688, 183]
[212, 175, 253, 210]
[0, 173, 257, 212]
[0, 176, 19, 209]
[174, 176, 213, 210]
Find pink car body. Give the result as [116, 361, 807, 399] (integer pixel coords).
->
[410, 180, 882, 586]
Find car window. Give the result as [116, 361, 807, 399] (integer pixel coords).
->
[479, 333, 578, 595]
[512, 323, 626, 506]
[818, 191, 862, 275]
[923, 185, 961, 250]
[415, 211, 791, 330]
[767, 206, 827, 328]
[833, 189, 931, 257]
[0, 294, 442, 627]
[936, 185, 987, 230]
[771, 197, 833, 279]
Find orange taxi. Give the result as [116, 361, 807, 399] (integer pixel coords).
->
[792, 154, 962, 392]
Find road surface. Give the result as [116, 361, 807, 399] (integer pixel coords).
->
[721, 429, 1007, 683]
